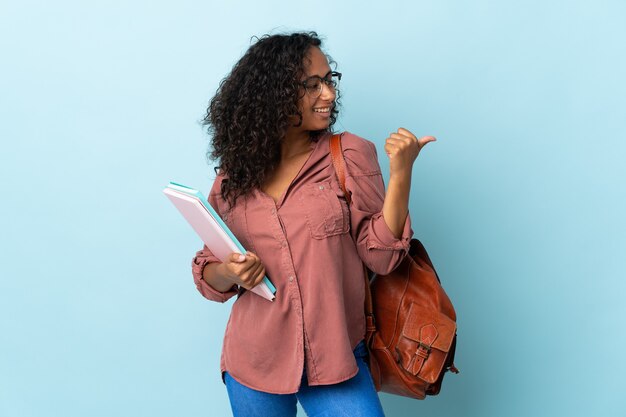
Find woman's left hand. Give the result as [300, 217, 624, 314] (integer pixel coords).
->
[384, 127, 436, 179]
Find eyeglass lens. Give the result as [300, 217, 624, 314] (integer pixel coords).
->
[304, 73, 340, 98]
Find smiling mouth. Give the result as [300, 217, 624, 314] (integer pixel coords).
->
[313, 107, 331, 113]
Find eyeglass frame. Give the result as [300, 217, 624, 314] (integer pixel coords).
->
[299, 71, 342, 98]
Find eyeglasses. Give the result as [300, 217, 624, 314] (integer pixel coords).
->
[300, 71, 342, 99]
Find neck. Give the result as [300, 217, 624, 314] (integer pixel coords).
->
[281, 129, 312, 160]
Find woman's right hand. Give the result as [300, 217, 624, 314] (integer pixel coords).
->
[217, 251, 267, 290]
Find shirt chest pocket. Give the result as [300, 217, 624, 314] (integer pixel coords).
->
[298, 180, 350, 239]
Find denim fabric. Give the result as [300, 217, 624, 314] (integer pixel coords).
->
[224, 340, 385, 417]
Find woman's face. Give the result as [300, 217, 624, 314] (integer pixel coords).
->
[292, 46, 337, 132]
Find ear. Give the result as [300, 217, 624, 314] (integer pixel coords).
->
[291, 113, 303, 127]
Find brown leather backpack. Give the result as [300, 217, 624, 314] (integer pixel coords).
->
[330, 133, 459, 399]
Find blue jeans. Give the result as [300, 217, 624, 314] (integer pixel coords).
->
[224, 340, 385, 417]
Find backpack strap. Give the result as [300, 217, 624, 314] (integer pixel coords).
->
[329, 133, 377, 348]
[329, 132, 351, 205]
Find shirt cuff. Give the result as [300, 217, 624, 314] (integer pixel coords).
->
[366, 212, 413, 251]
[192, 256, 238, 303]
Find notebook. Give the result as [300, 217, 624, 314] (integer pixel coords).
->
[164, 182, 276, 301]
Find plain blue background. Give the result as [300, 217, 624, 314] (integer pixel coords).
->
[1, 1, 625, 416]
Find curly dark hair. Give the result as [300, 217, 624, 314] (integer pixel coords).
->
[201, 31, 341, 210]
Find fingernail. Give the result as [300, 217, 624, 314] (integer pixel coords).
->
[237, 254, 246, 261]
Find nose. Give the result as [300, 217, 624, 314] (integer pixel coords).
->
[319, 82, 336, 101]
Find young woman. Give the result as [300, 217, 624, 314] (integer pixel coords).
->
[192, 31, 435, 417]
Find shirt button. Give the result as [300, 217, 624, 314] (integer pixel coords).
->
[319, 185, 324, 190]
[288, 276, 294, 282]
[271, 208, 276, 214]
[281, 241, 287, 248]
[223, 215, 228, 221]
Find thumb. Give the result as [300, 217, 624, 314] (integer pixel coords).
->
[231, 252, 247, 262]
[419, 136, 437, 147]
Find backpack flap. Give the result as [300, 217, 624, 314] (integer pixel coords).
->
[395, 302, 457, 383]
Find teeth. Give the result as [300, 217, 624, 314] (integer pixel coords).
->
[314, 107, 330, 113]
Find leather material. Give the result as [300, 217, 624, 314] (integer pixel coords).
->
[330, 133, 459, 400]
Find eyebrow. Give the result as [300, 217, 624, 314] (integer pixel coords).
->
[305, 69, 333, 79]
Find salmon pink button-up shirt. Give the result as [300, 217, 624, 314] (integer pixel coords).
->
[191, 131, 413, 394]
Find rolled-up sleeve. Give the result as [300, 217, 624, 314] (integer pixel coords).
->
[343, 133, 413, 275]
[192, 244, 238, 303]
[190, 175, 239, 303]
